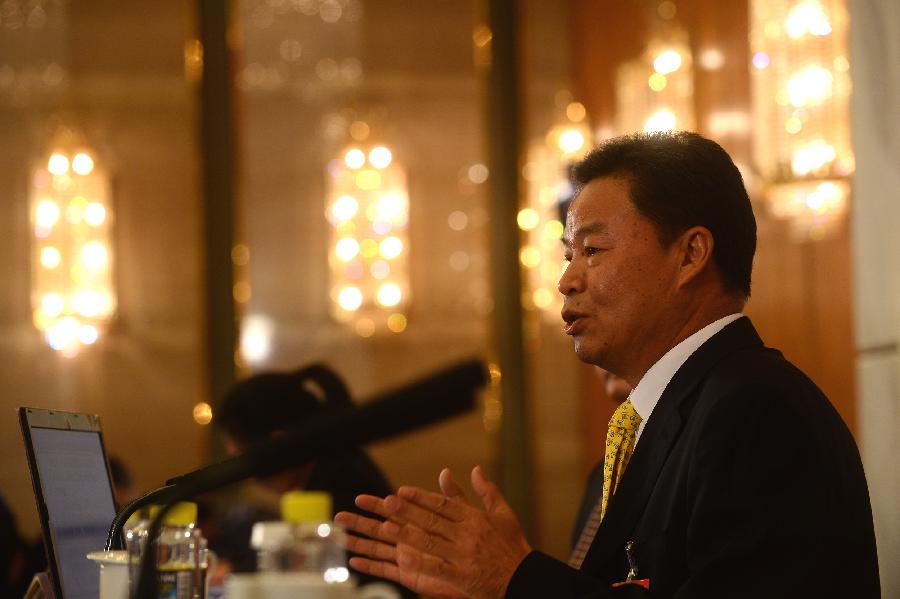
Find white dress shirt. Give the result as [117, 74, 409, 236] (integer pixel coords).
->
[630, 313, 745, 445]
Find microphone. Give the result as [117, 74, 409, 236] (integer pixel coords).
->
[107, 358, 487, 550]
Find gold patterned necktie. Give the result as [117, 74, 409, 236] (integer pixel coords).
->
[569, 398, 642, 569]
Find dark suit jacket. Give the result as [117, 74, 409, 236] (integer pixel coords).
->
[507, 317, 879, 598]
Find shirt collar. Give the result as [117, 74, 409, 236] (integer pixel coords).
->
[630, 313, 744, 439]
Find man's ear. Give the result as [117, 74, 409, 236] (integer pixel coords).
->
[676, 226, 714, 289]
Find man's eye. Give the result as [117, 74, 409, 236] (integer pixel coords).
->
[584, 247, 601, 257]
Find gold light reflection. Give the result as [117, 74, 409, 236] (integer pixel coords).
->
[616, 29, 696, 135]
[193, 402, 214, 425]
[30, 142, 115, 356]
[751, 0, 852, 239]
[523, 97, 590, 320]
[327, 136, 410, 333]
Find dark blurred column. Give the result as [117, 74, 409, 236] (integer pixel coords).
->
[198, 0, 237, 408]
[487, 0, 533, 529]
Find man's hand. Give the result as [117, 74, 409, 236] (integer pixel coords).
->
[335, 466, 533, 599]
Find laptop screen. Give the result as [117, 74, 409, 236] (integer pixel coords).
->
[29, 425, 117, 599]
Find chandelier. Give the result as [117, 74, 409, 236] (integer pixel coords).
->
[30, 141, 116, 356]
[326, 138, 410, 336]
[750, 0, 852, 239]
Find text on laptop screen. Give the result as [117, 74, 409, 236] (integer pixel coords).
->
[31, 427, 116, 599]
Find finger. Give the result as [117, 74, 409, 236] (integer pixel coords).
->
[383, 495, 460, 541]
[383, 518, 458, 558]
[471, 465, 504, 512]
[438, 468, 469, 502]
[343, 532, 398, 562]
[348, 555, 406, 584]
[396, 544, 459, 585]
[395, 486, 468, 522]
[354, 495, 412, 525]
[335, 511, 400, 543]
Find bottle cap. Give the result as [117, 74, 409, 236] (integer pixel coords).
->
[281, 491, 332, 523]
[149, 502, 198, 526]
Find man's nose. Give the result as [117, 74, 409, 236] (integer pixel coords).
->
[557, 259, 583, 296]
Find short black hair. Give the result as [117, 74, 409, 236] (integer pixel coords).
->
[572, 131, 756, 296]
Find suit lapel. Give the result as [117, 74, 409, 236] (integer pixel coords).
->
[581, 317, 764, 571]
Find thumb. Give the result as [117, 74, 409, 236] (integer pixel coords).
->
[471, 465, 505, 512]
[439, 468, 469, 502]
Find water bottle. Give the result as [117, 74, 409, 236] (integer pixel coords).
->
[126, 502, 209, 599]
[228, 491, 354, 598]
[156, 502, 209, 599]
[276, 491, 349, 583]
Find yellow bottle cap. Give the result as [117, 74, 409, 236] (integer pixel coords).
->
[281, 491, 332, 523]
[148, 502, 198, 526]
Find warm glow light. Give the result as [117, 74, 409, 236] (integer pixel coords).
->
[356, 169, 381, 189]
[517, 208, 540, 231]
[338, 286, 363, 311]
[78, 324, 99, 345]
[32, 141, 116, 352]
[379, 236, 403, 259]
[84, 202, 106, 226]
[566, 102, 586, 122]
[66, 197, 87, 224]
[387, 313, 407, 333]
[370, 260, 390, 279]
[557, 129, 586, 154]
[520, 246, 541, 268]
[193, 402, 213, 425]
[72, 152, 94, 176]
[653, 49, 683, 74]
[376, 283, 402, 307]
[331, 195, 359, 221]
[786, 65, 833, 107]
[368, 146, 392, 169]
[41, 293, 64, 318]
[376, 193, 405, 221]
[72, 290, 109, 318]
[344, 148, 366, 169]
[36, 200, 60, 229]
[644, 110, 677, 132]
[335, 237, 360, 261]
[791, 140, 837, 175]
[47, 153, 69, 176]
[81, 242, 108, 270]
[359, 239, 379, 259]
[648, 73, 668, 91]
[533, 288, 554, 309]
[785, 2, 832, 38]
[40, 247, 61, 269]
[240, 314, 273, 363]
[46, 317, 80, 352]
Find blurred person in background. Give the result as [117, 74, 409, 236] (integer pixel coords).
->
[212, 364, 412, 597]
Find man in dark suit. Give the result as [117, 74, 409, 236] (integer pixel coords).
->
[335, 132, 880, 598]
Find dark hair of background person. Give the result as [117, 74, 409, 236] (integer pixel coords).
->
[572, 131, 757, 297]
[216, 371, 327, 446]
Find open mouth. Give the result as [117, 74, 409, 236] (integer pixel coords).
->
[561, 309, 587, 335]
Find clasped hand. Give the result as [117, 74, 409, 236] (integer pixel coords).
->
[334, 466, 533, 599]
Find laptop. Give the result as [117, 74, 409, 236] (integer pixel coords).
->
[19, 407, 119, 599]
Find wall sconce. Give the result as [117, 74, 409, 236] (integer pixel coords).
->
[521, 100, 590, 320]
[30, 143, 116, 356]
[750, 0, 852, 239]
[616, 28, 696, 134]
[326, 140, 410, 336]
